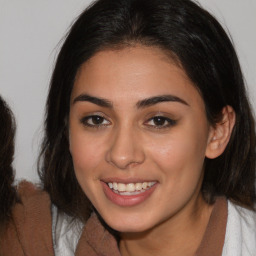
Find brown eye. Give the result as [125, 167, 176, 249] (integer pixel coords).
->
[145, 116, 176, 129]
[91, 116, 104, 125]
[152, 116, 167, 126]
[81, 115, 110, 127]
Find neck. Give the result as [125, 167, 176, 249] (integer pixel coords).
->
[119, 194, 214, 256]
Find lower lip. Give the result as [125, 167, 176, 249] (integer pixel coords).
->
[102, 182, 157, 207]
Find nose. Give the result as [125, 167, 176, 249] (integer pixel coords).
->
[105, 125, 145, 170]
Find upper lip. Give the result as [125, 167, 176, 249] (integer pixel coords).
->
[101, 177, 157, 184]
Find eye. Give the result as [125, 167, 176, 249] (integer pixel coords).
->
[80, 115, 110, 127]
[145, 116, 176, 129]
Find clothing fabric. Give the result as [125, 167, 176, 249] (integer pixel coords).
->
[52, 204, 84, 255]
[1, 181, 256, 256]
[0, 182, 54, 256]
[52, 197, 227, 256]
[222, 201, 256, 255]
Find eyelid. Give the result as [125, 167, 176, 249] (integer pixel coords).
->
[80, 113, 111, 128]
[144, 114, 177, 129]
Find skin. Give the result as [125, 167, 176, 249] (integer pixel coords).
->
[69, 45, 230, 255]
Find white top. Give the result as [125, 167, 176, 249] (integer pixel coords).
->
[52, 204, 84, 256]
[52, 201, 256, 256]
[222, 201, 256, 256]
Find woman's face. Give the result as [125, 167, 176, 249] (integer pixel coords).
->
[69, 46, 214, 232]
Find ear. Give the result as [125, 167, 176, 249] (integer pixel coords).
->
[205, 106, 236, 159]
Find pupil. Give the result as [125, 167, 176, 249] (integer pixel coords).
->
[92, 116, 103, 124]
[153, 117, 165, 126]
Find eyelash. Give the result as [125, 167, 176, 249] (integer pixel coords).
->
[80, 115, 111, 128]
[144, 116, 177, 129]
[80, 114, 177, 130]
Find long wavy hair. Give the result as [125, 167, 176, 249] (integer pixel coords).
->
[0, 96, 16, 230]
[39, 0, 256, 222]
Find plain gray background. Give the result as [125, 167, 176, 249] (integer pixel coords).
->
[0, 0, 255, 182]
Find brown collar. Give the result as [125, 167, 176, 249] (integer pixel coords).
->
[76, 214, 121, 256]
[195, 198, 227, 256]
[76, 198, 227, 256]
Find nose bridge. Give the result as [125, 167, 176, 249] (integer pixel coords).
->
[106, 122, 145, 169]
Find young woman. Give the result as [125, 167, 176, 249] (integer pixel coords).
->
[0, 96, 16, 235]
[2, 0, 256, 255]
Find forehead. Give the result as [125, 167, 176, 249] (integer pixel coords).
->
[71, 45, 204, 109]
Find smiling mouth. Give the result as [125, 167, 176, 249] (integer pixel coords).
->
[107, 181, 156, 196]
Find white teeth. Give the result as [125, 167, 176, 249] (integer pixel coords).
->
[126, 183, 135, 192]
[117, 183, 126, 192]
[135, 183, 142, 190]
[142, 182, 147, 189]
[113, 182, 118, 190]
[118, 191, 143, 196]
[107, 181, 156, 193]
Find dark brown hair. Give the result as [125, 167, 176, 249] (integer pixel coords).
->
[0, 96, 16, 230]
[39, 0, 256, 222]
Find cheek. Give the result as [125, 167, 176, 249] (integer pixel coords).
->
[69, 131, 106, 203]
[146, 127, 208, 181]
[69, 128, 104, 179]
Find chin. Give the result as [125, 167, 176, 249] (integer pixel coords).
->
[110, 224, 149, 233]
[102, 214, 154, 233]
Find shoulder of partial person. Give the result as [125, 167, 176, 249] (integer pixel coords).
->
[16, 180, 47, 199]
[0, 180, 54, 256]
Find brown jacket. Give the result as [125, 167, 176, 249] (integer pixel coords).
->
[0, 182, 120, 256]
[0, 182, 227, 256]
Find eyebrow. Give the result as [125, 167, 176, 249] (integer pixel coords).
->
[73, 93, 188, 108]
[73, 94, 113, 108]
[136, 95, 189, 108]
